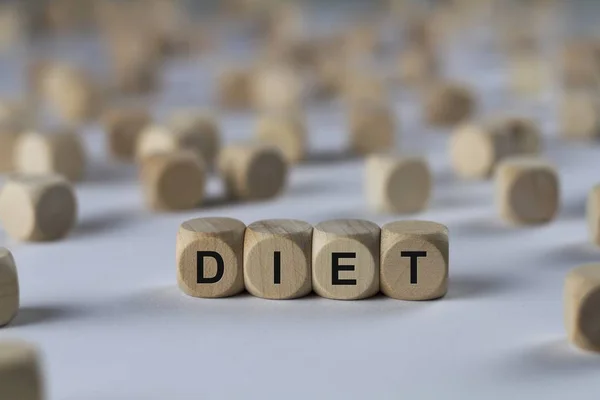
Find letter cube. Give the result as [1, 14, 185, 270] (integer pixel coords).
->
[255, 111, 307, 164]
[565, 264, 600, 352]
[380, 220, 449, 300]
[348, 100, 396, 155]
[102, 106, 151, 161]
[218, 142, 288, 201]
[177, 217, 246, 298]
[0, 248, 18, 327]
[495, 157, 559, 225]
[140, 151, 206, 211]
[14, 129, 86, 182]
[0, 174, 77, 241]
[588, 185, 600, 246]
[244, 219, 312, 299]
[0, 340, 44, 400]
[312, 219, 380, 300]
[365, 154, 431, 214]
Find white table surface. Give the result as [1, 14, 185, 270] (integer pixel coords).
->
[2, 4, 600, 399]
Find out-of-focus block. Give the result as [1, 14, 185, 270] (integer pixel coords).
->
[255, 111, 306, 164]
[349, 101, 396, 155]
[365, 154, 431, 214]
[168, 110, 221, 166]
[565, 264, 600, 352]
[140, 151, 206, 211]
[102, 107, 151, 161]
[14, 129, 86, 182]
[252, 65, 303, 112]
[380, 220, 448, 300]
[217, 68, 253, 110]
[587, 185, 600, 246]
[560, 91, 600, 140]
[312, 219, 380, 300]
[0, 340, 44, 400]
[244, 219, 312, 299]
[0, 174, 77, 241]
[177, 217, 246, 298]
[0, 247, 18, 327]
[218, 142, 288, 201]
[424, 82, 475, 127]
[495, 157, 559, 225]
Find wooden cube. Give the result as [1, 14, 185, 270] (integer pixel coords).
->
[0, 340, 44, 400]
[140, 151, 206, 211]
[217, 68, 253, 110]
[0, 174, 77, 241]
[424, 82, 475, 127]
[398, 46, 438, 86]
[0, 247, 18, 327]
[509, 54, 551, 96]
[14, 130, 86, 182]
[218, 143, 288, 201]
[252, 65, 303, 112]
[168, 110, 221, 166]
[380, 220, 449, 300]
[349, 101, 397, 155]
[0, 127, 20, 173]
[565, 264, 600, 352]
[450, 117, 541, 179]
[255, 111, 306, 164]
[587, 185, 600, 246]
[365, 154, 431, 214]
[343, 72, 387, 105]
[177, 217, 246, 298]
[312, 219, 380, 300]
[495, 157, 559, 225]
[560, 92, 600, 140]
[102, 107, 151, 161]
[243, 219, 312, 299]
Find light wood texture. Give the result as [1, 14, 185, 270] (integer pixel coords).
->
[348, 101, 396, 155]
[398, 46, 438, 86]
[565, 264, 600, 352]
[424, 82, 475, 127]
[255, 111, 306, 163]
[252, 65, 303, 112]
[217, 68, 253, 110]
[450, 117, 541, 179]
[0, 340, 43, 400]
[0, 174, 77, 241]
[140, 151, 206, 211]
[0, 127, 19, 172]
[380, 220, 449, 300]
[177, 217, 246, 298]
[244, 219, 312, 299]
[14, 129, 86, 182]
[587, 184, 600, 246]
[0, 248, 18, 327]
[218, 142, 288, 201]
[495, 157, 559, 225]
[312, 219, 380, 300]
[560, 91, 600, 140]
[561, 41, 600, 89]
[168, 110, 221, 166]
[365, 154, 431, 214]
[102, 107, 151, 161]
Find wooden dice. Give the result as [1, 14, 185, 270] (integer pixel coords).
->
[0, 248, 18, 327]
[14, 129, 86, 182]
[0, 340, 44, 400]
[365, 154, 431, 214]
[560, 91, 600, 140]
[0, 174, 77, 241]
[348, 101, 397, 155]
[217, 67, 253, 110]
[177, 217, 246, 298]
[424, 82, 475, 127]
[102, 107, 151, 161]
[252, 65, 303, 112]
[450, 117, 541, 179]
[565, 264, 600, 352]
[0, 126, 20, 173]
[398, 46, 438, 86]
[312, 219, 380, 300]
[168, 110, 221, 166]
[255, 111, 306, 164]
[244, 219, 312, 299]
[218, 143, 288, 201]
[380, 221, 449, 300]
[495, 157, 559, 225]
[140, 151, 206, 211]
[587, 185, 600, 246]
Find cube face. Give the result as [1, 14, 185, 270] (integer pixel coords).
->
[565, 264, 600, 352]
[496, 158, 559, 225]
[312, 220, 380, 300]
[349, 103, 395, 155]
[0, 248, 19, 327]
[104, 108, 150, 160]
[425, 83, 475, 127]
[243, 220, 312, 299]
[256, 113, 306, 164]
[588, 186, 600, 246]
[380, 221, 449, 300]
[0, 340, 43, 400]
[170, 113, 221, 166]
[176, 218, 245, 298]
[561, 93, 600, 140]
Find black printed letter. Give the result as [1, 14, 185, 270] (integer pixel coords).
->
[197, 251, 224, 283]
[332, 252, 357, 285]
[273, 251, 281, 284]
[401, 251, 427, 284]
